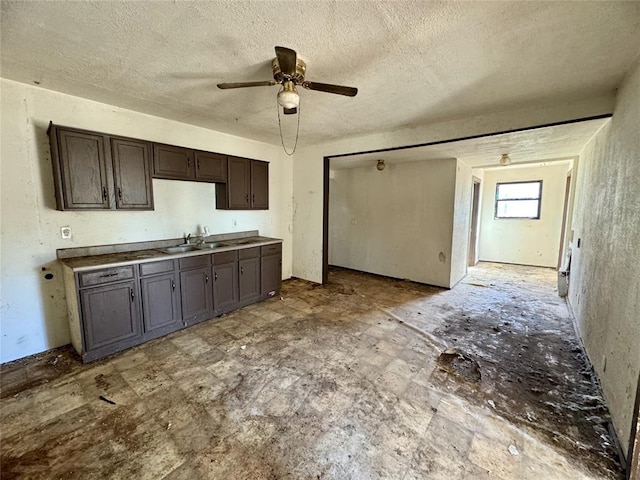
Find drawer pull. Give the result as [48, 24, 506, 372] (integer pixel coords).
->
[99, 273, 118, 278]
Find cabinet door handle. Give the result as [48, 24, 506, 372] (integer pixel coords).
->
[187, 158, 191, 168]
[130, 290, 135, 302]
[197, 158, 200, 170]
[117, 188, 122, 200]
[240, 266, 244, 275]
[102, 186, 107, 201]
[205, 275, 209, 283]
[245, 194, 249, 204]
[171, 281, 176, 291]
[214, 272, 218, 281]
[252, 194, 255, 204]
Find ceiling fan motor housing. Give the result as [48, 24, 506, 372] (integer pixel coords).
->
[272, 57, 306, 83]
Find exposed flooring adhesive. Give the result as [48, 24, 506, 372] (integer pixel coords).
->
[0, 262, 623, 479]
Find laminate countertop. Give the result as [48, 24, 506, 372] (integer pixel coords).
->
[59, 236, 282, 272]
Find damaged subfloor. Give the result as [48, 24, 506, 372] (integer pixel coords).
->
[0, 262, 623, 479]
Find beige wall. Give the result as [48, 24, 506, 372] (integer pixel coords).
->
[0, 79, 293, 363]
[478, 163, 570, 267]
[293, 95, 614, 284]
[568, 58, 640, 455]
[329, 159, 457, 288]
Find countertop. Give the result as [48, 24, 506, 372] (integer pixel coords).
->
[59, 236, 282, 272]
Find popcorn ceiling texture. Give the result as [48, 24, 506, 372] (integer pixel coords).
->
[1, 1, 638, 146]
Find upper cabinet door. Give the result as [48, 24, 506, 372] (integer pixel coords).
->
[251, 160, 269, 209]
[112, 138, 154, 210]
[55, 128, 111, 210]
[152, 144, 194, 180]
[195, 151, 227, 183]
[227, 156, 251, 209]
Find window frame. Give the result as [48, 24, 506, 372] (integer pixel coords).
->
[494, 180, 543, 220]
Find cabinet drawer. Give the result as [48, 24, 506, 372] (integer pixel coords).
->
[213, 250, 237, 265]
[79, 266, 135, 287]
[139, 259, 175, 277]
[179, 254, 211, 270]
[239, 247, 260, 259]
[261, 244, 282, 256]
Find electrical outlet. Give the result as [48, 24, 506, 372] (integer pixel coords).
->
[232, 219, 237, 227]
[61, 226, 72, 239]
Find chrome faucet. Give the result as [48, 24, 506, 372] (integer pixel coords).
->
[184, 233, 192, 244]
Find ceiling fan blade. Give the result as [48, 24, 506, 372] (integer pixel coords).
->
[217, 81, 277, 89]
[275, 46, 297, 77]
[302, 81, 358, 97]
[283, 107, 297, 115]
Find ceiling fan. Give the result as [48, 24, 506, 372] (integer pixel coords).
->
[217, 46, 358, 115]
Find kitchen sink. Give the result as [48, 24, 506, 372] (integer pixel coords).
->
[198, 241, 229, 249]
[160, 245, 201, 254]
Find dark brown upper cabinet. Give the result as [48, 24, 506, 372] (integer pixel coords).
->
[111, 137, 153, 210]
[195, 151, 227, 183]
[153, 145, 227, 183]
[216, 157, 269, 210]
[48, 124, 153, 211]
[152, 144, 194, 180]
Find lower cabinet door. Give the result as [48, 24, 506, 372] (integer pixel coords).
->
[239, 257, 261, 304]
[213, 262, 239, 314]
[180, 267, 214, 325]
[140, 272, 182, 337]
[80, 280, 141, 353]
[261, 254, 282, 298]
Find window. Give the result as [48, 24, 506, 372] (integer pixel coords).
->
[495, 181, 542, 219]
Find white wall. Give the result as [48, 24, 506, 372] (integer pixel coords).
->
[0, 79, 293, 363]
[329, 159, 457, 288]
[293, 95, 614, 283]
[478, 163, 569, 267]
[568, 58, 640, 455]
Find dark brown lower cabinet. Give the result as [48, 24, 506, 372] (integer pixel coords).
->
[213, 249, 239, 315]
[238, 247, 261, 305]
[180, 266, 214, 326]
[140, 271, 182, 339]
[261, 254, 282, 298]
[80, 279, 141, 362]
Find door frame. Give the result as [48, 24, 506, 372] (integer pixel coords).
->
[468, 176, 482, 267]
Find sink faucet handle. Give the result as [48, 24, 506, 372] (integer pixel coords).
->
[185, 233, 192, 244]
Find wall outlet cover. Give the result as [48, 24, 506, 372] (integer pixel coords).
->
[61, 226, 71, 239]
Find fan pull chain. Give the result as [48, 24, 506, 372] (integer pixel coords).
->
[277, 98, 301, 156]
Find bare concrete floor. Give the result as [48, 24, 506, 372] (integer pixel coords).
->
[0, 262, 623, 479]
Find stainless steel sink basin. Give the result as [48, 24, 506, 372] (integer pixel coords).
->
[197, 242, 229, 249]
[160, 245, 201, 254]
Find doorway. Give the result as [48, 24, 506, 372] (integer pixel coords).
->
[468, 177, 481, 266]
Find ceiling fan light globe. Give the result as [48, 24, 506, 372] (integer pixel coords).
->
[277, 90, 300, 109]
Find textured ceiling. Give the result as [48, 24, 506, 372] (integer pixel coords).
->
[1, 1, 638, 147]
[331, 118, 608, 169]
